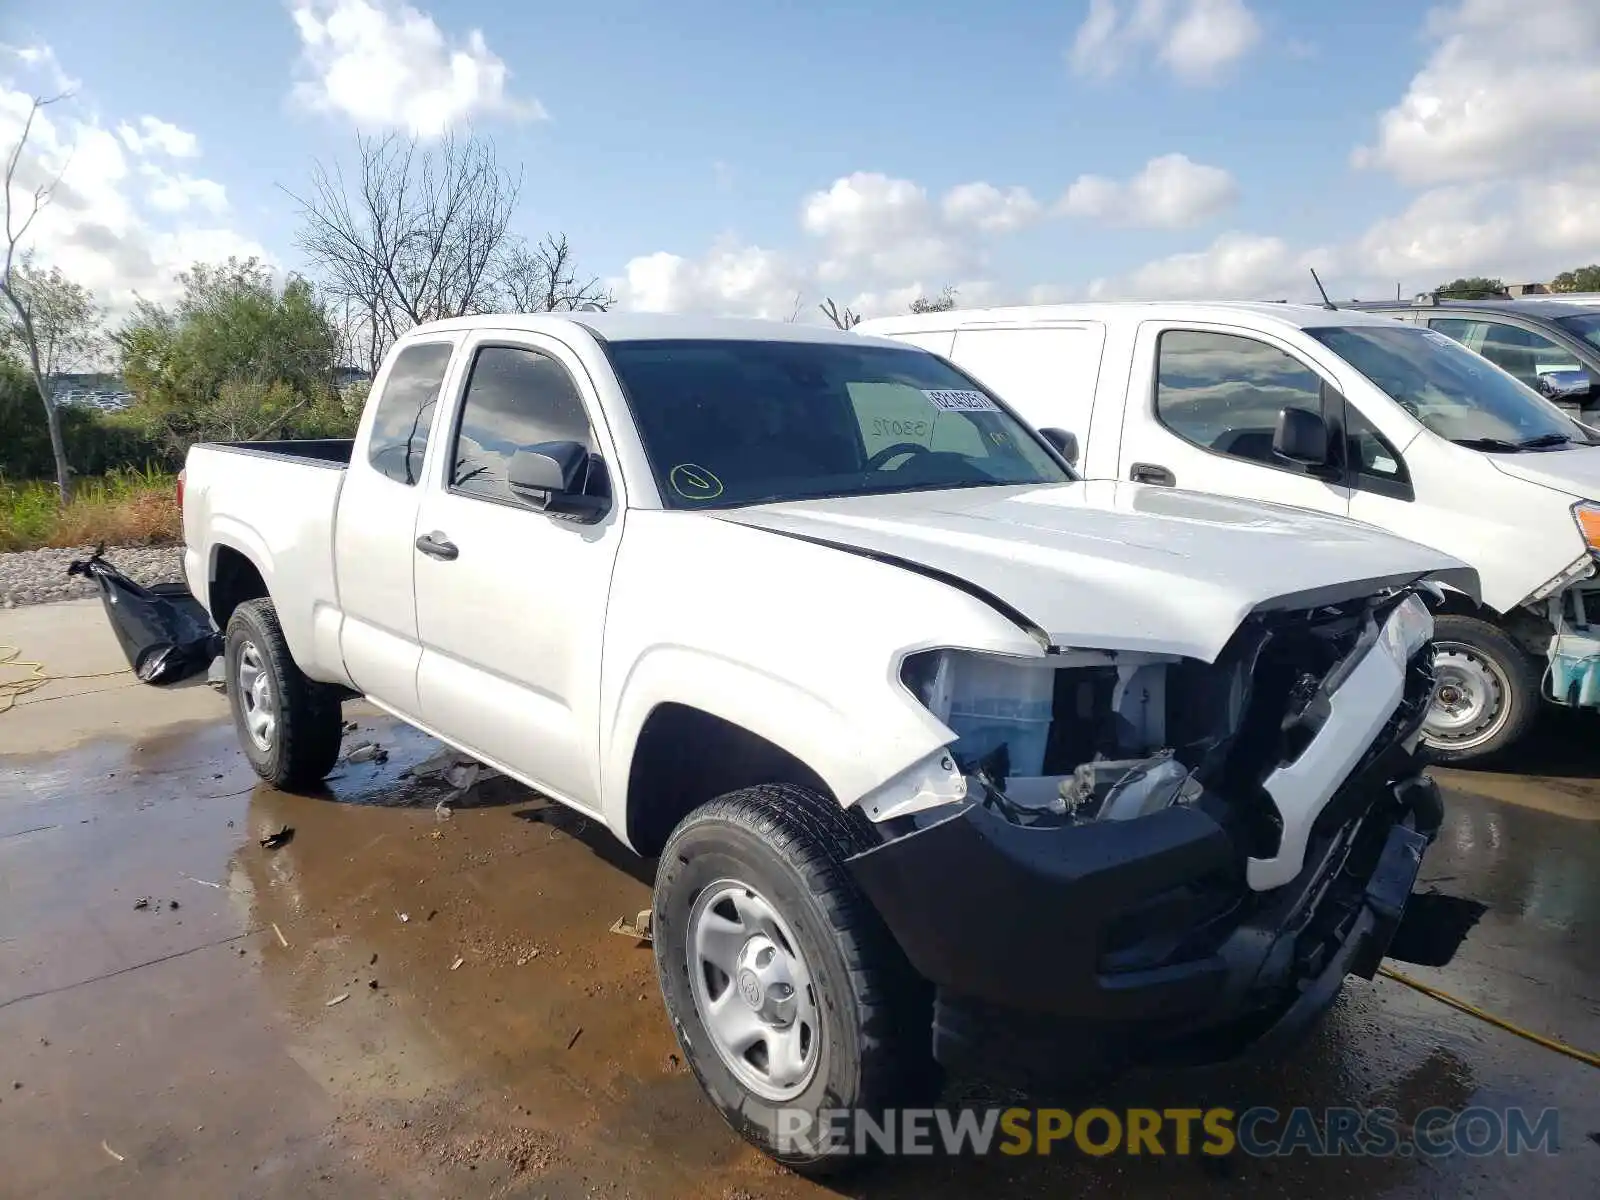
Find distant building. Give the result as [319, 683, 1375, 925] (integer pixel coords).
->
[1505, 282, 1552, 297]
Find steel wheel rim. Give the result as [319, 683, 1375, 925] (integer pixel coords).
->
[1423, 641, 1510, 751]
[236, 639, 278, 752]
[686, 879, 821, 1102]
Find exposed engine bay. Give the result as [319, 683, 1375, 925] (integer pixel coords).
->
[899, 587, 1437, 871]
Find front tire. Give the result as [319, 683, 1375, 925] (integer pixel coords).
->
[225, 598, 343, 790]
[1420, 614, 1541, 764]
[653, 784, 935, 1175]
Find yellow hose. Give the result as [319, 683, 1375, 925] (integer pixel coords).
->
[1379, 964, 1600, 1069]
[0, 645, 131, 715]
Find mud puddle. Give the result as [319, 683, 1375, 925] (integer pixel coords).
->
[2, 714, 1597, 1199]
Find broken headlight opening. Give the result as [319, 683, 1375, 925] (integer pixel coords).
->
[897, 588, 1434, 843]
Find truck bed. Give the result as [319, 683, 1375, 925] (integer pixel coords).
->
[202, 438, 354, 468]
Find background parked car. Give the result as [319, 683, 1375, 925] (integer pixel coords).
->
[1353, 297, 1600, 420]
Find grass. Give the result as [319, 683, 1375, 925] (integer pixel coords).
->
[0, 467, 181, 553]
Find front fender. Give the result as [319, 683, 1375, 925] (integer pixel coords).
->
[600, 644, 951, 842]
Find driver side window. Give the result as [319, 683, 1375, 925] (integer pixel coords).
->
[1155, 330, 1326, 469]
[845, 382, 988, 460]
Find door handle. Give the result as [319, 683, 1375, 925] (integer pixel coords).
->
[415, 532, 459, 561]
[1129, 462, 1176, 487]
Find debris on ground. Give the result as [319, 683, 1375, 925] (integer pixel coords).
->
[398, 912, 410, 923]
[259, 826, 294, 850]
[610, 909, 653, 942]
[346, 742, 387, 765]
[182, 872, 223, 889]
[370, 953, 378, 966]
[566, 1027, 583, 1050]
[450, 957, 464, 971]
[325, 993, 350, 1007]
[168, 899, 180, 911]
[271, 923, 289, 948]
[101, 1140, 124, 1163]
[433, 800, 452, 820]
[133, 897, 150, 910]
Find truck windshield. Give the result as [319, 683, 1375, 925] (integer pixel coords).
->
[606, 339, 1071, 508]
[1308, 325, 1583, 448]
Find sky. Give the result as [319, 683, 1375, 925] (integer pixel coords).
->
[3, 0, 1600, 326]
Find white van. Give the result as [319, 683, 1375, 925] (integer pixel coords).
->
[856, 302, 1600, 762]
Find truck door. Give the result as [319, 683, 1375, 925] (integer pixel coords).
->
[412, 331, 625, 815]
[1116, 321, 1353, 518]
[333, 337, 458, 717]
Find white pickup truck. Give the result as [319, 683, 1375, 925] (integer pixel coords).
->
[860, 302, 1600, 763]
[182, 313, 1469, 1170]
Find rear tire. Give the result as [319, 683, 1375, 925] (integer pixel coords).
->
[1420, 614, 1541, 765]
[225, 598, 343, 790]
[652, 784, 936, 1175]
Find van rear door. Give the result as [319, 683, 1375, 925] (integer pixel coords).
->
[945, 325, 1107, 459]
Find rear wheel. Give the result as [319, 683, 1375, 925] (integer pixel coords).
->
[1420, 614, 1541, 764]
[225, 598, 343, 790]
[653, 784, 935, 1175]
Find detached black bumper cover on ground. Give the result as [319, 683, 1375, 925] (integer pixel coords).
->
[68, 547, 220, 685]
[846, 668, 1442, 1081]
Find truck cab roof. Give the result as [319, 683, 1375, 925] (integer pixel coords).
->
[404, 310, 906, 348]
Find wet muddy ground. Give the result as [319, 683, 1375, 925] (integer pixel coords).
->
[2, 711, 1597, 1199]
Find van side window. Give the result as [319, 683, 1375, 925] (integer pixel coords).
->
[367, 342, 455, 485]
[1155, 330, 1324, 467]
[450, 346, 604, 504]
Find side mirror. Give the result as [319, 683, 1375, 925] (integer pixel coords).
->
[508, 441, 608, 522]
[1273, 406, 1334, 471]
[1536, 368, 1594, 400]
[1038, 427, 1080, 468]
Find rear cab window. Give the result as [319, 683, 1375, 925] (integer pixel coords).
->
[367, 342, 455, 485]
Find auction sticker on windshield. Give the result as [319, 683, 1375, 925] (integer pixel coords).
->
[923, 389, 999, 413]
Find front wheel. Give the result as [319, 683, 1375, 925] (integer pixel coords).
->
[225, 598, 343, 790]
[652, 784, 935, 1175]
[1419, 614, 1541, 765]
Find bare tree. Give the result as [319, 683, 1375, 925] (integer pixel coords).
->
[818, 297, 861, 330]
[785, 292, 804, 323]
[289, 132, 522, 368]
[497, 233, 613, 312]
[909, 285, 957, 314]
[1, 91, 93, 502]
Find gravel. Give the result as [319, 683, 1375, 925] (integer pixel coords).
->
[0, 545, 185, 609]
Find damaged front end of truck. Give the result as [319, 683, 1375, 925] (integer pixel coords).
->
[846, 586, 1443, 1085]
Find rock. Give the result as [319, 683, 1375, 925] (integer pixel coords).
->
[0, 545, 184, 609]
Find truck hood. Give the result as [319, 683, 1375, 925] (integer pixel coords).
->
[718, 481, 1478, 662]
[1488, 443, 1600, 500]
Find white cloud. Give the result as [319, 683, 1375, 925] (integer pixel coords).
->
[1, 53, 269, 321]
[608, 238, 808, 319]
[801, 172, 974, 283]
[1058, 153, 1237, 228]
[1086, 232, 1325, 299]
[1355, 174, 1600, 284]
[2, 42, 75, 92]
[288, 0, 542, 138]
[1069, 0, 1262, 85]
[116, 115, 200, 158]
[942, 182, 1043, 233]
[1355, 0, 1600, 186]
[140, 164, 229, 215]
